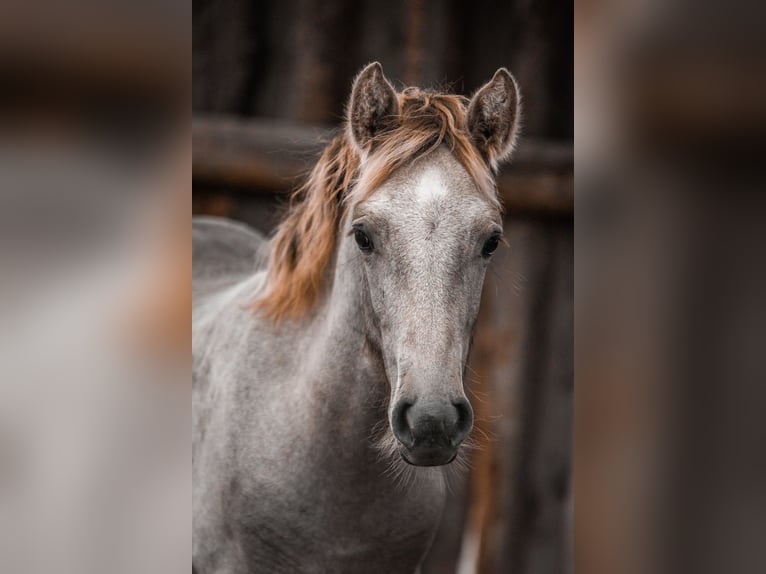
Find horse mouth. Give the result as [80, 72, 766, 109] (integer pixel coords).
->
[399, 446, 458, 467]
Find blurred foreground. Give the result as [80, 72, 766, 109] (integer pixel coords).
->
[577, 1, 766, 573]
[0, 1, 189, 573]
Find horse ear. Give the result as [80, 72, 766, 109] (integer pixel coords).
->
[347, 62, 399, 152]
[467, 68, 521, 169]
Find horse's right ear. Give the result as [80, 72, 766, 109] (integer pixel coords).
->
[347, 62, 399, 152]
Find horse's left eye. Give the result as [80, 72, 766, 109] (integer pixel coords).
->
[354, 229, 374, 252]
[481, 234, 501, 258]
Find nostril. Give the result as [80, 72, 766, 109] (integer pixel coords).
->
[451, 398, 474, 446]
[391, 400, 415, 448]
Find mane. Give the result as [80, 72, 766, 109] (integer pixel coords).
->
[253, 87, 498, 322]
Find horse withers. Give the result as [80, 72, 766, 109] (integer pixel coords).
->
[193, 62, 521, 573]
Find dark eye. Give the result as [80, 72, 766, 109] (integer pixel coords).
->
[354, 228, 374, 252]
[481, 234, 501, 258]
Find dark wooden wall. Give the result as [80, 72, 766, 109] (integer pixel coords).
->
[193, 0, 572, 139]
[193, 2, 572, 572]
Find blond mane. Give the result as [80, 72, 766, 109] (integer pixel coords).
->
[253, 87, 498, 322]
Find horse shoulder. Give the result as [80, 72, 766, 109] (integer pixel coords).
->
[193, 216, 270, 301]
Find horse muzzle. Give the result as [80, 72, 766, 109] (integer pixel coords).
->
[391, 397, 473, 466]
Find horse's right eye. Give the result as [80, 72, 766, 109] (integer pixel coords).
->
[354, 229, 374, 252]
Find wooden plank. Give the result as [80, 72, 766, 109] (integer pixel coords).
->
[192, 116, 573, 215]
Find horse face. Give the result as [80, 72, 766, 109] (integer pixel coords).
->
[350, 148, 502, 466]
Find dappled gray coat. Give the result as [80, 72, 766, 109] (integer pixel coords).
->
[193, 62, 520, 574]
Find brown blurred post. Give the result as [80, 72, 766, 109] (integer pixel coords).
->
[468, 221, 573, 574]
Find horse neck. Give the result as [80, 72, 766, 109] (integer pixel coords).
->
[320, 234, 386, 394]
[299, 232, 391, 450]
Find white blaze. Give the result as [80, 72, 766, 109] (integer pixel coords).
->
[414, 167, 448, 204]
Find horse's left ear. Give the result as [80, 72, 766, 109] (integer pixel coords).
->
[467, 68, 521, 169]
[348, 62, 399, 153]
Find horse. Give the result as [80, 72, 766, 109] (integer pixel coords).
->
[193, 62, 521, 573]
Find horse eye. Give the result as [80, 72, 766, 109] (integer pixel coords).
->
[354, 229, 374, 252]
[481, 234, 501, 258]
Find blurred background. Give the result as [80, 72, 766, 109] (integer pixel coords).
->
[193, 1, 573, 573]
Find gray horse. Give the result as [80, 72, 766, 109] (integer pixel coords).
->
[193, 62, 520, 573]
